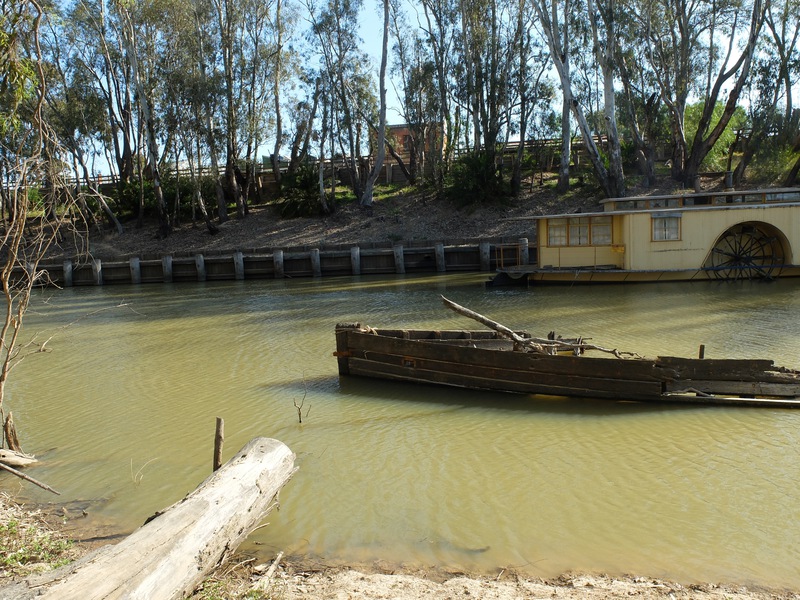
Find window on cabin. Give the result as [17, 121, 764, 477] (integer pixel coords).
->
[569, 217, 590, 245]
[652, 215, 681, 241]
[590, 216, 612, 245]
[548, 219, 568, 246]
[548, 216, 613, 246]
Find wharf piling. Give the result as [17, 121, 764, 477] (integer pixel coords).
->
[38, 238, 533, 287]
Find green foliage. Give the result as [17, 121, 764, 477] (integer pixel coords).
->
[445, 151, 509, 207]
[112, 174, 219, 221]
[746, 145, 799, 185]
[0, 519, 73, 575]
[684, 102, 747, 171]
[160, 172, 203, 218]
[1, 9, 40, 137]
[25, 187, 44, 212]
[275, 164, 325, 218]
[191, 578, 270, 600]
[115, 179, 154, 218]
[371, 182, 407, 202]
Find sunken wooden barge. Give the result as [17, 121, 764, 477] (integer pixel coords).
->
[334, 299, 800, 408]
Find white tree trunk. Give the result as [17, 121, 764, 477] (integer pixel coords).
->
[360, 0, 390, 206]
[0, 438, 296, 600]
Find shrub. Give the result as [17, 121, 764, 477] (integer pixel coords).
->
[445, 151, 508, 207]
[276, 164, 326, 218]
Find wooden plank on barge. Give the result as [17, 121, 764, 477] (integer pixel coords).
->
[345, 349, 665, 399]
[656, 356, 800, 383]
[656, 356, 776, 372]
[661, 393, 800, 409]
[372, 329, 531, 341]
[344, 330, 669, 382]
[664, 379, 800, 398]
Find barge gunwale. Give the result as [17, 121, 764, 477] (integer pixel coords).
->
[334, 325, 800, 408]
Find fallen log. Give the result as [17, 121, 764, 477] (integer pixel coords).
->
[0, 448, 37, 468]
[0, 437, 296, 600]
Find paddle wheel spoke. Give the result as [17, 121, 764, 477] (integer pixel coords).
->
[706, 224, 784, 280]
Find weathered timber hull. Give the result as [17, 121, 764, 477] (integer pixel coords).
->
[334, 325, 800, 408]
[493, 265, 800, 285]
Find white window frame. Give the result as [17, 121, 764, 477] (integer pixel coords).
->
[652, 214, 681, 241]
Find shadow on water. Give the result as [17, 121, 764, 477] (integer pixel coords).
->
[279, 373, 704, 417]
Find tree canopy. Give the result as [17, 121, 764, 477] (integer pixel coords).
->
[4, 0, 800, 233]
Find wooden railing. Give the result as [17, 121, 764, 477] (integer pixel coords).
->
[601, 188, 800, 212]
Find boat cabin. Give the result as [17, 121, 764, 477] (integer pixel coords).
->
[504, 188, 800, 283]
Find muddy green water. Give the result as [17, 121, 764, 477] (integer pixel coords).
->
[5, 276, 800, 587]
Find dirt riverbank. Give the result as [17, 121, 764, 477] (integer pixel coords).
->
[3, 493, 795, 600]
[75, 182, 605, 260]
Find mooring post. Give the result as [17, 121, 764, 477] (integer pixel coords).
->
[274, 249, 285, 278]
[195, 254, 206, 281]
[479, 241, 491, 271]
[435, 242, 446, 272]
[162, 255, 173, 283]
[393, 244, 406, 274]
[310, 248, 322, 277]
[350, 246, 361, 275]
[92, 259, 103, 285]
[62, 260, 73, 287]
[129, 257, 141, 284]
[233, 251, 245, 280]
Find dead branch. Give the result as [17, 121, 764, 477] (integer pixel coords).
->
[440, 295, 641, 359]
[0, 461, 59, 495]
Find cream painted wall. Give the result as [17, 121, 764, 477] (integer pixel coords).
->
[625, 205, 798, 271]
[537, 205, 800, 271]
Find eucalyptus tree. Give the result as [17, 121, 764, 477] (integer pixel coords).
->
[64, 0, 138, 197]
[530, 0, 573, 192]
[389, 0, 434, 183]
[188, 0, 228, 222]
[418, 0, 459, 191]
[159, 0, 219, 233]
[240, 0, 280, 208]
[270, 0, 287, 187]
[618, 77, 662, 186]
[44, 68, 125, 233]
[584, 0, 626, 196]
[639, 0, 766, 185]
[533, 0, 618, 196]
[307, 0, 371, 201]
[397, 54, 438, 183]
[764, 0, 799, 120]
[457, 0, 520, 188]
[113, 0, 170, 235]
[509, 0, 551, 195]
[210, 0, 246, 218]
[285, 72, 322, 176]
[683, 0, 765, 184]
[360, 0, 390, 207]
[732, 0, 799, 185]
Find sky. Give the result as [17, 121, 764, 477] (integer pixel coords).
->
[357, 0, 407, 124]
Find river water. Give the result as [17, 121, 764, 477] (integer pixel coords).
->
[5, 275, 800, 588]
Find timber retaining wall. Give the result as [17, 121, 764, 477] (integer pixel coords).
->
[35, 238, 534, 286]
